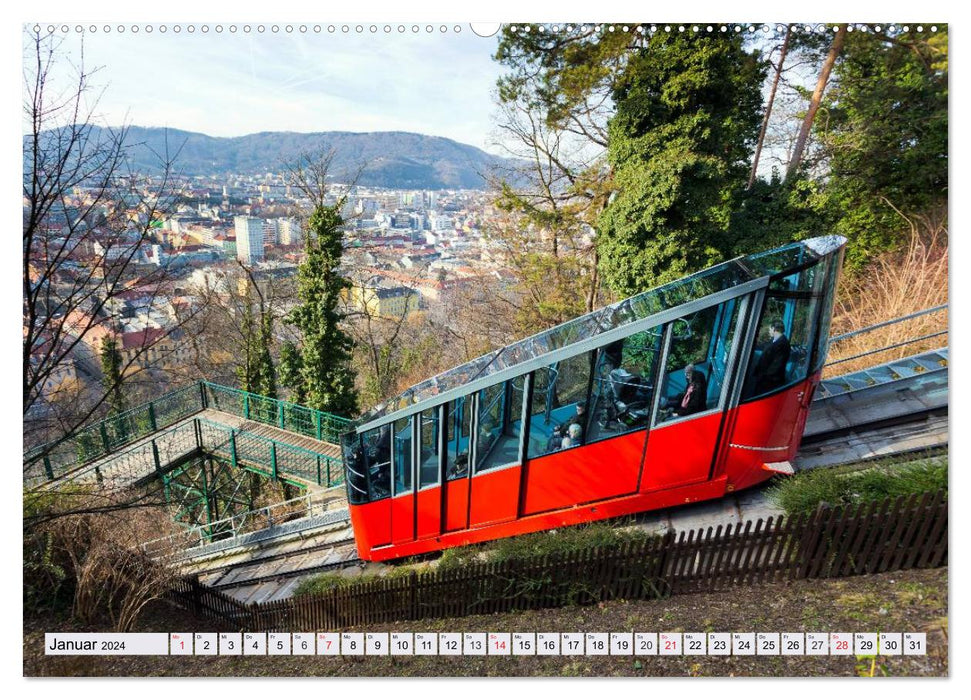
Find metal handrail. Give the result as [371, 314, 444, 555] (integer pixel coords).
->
[826, 334, 948, 367]
[141, 484, 345, 556]
[23, 381, 204, 471]
[829, 304, 947, 344]
[201, 381, 351, 443]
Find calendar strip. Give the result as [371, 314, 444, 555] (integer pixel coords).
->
[45, 632, 927, 656]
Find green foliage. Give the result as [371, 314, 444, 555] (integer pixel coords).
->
[730, 175, 831, 255]
[598, 32, 767, 295]
[278, 341, 304, 404]
[816, 28, 948, 269]
[495, 25, 634, 130]
[294, 566, 414, 597]
[768, 453, 948, 516]
[99, 336, 125, 415]
[437, 520, 656, 571]
[282, 205, 358, 417]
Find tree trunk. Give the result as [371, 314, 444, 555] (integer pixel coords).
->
[748, 27, 792, 189]
[786, 24, 848, 181]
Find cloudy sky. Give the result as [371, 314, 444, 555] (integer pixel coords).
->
[28, 24, 505, 152]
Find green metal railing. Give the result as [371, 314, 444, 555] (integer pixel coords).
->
[24, 383, 205, 482]
[197, 418, 344, 489]
[40, 417, 345, 492]
[200, 382, 352, 444]
[24, 381, 351, 484]
[40, 419, 202, 489]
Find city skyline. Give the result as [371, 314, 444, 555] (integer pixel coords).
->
[24, 25, 505, 154]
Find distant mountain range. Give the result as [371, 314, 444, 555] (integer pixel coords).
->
[38, 126, 516, 190]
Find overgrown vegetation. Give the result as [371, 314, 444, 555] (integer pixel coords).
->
[294, 521, 659, 597]
[24, 488, 180, 631]
[768, 452, 948, 516]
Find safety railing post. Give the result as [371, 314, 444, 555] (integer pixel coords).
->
[43, 456, 54, 481]
[316, 455, 322, 486]
[244, 394, 250, 420]
[148, 402, 158, 432]
[278, 402, 285, 429]
[152, 439, 162, 475]
[230, 430, 238, 470]
[270, 443, 278, 480]
[200, 381, 208, 410]
[99, 423, 110, 453]
[315, 412, 322, 441]
[326, 457, 332, 487]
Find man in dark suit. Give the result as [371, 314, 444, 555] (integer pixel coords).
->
[753, 319, 791, 395]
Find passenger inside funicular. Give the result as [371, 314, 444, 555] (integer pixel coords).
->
[658, 362, 708, 419]
[750, 318, 792, 395]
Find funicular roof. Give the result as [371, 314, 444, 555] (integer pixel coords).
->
[353, 235, 846, 433]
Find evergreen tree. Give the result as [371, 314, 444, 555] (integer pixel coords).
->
[597, 32, 767, 296]
[817, 27, 947, 268]
[236, 288, 277, 399]
[99, 336, 125, 415]
[281, 204, 358, 417]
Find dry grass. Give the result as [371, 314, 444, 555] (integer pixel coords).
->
[825, 214, 948, 377]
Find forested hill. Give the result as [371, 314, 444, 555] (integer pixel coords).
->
[39, 126, 514, 190]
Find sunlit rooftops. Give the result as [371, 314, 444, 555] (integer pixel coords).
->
[353, 235, 847, 429]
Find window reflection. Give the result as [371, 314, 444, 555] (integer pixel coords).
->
[445, 395, 472, 480]
[393, 417, 412, 494]
[418, 407, 440, 488]
[587, 330, 662, 442]
[475, 376, 526, 473]
[361, 425, 391, 501]
[527, 352, 594, 458]
[656, 298, 741, 423]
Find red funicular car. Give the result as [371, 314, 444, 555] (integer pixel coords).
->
[341, 236, 846, 561]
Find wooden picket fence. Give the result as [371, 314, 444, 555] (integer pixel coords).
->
[168, 490, 947, 631]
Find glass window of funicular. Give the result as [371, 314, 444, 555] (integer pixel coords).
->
[356, 424, 392, 503]
[392, 417, 413, 495]
[474, 375, 527, 473]
[527, 351, 595, 458]
[812, 251, 843, 373]
[445, 394, 473, 480]
[418, 406, 441, 489]
[656, 297, 743, 424]
[342, 431, 370, 505]
[742, 258, 827, 401]
[353, 258, 757, 429]
[586, 328, 663, 443]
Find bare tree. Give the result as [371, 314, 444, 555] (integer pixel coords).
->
[23, 28, 200, 451]
[748, 27, 793, 188]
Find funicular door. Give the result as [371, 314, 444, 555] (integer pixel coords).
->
[641, 297, 745, 492]
[416, 406, 443, 540]
[390, 416, 416, 545]
[468, 377, 526, 528]
[442, 396, 473, 532]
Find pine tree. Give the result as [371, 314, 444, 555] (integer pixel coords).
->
[281, 204, 358, 417]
